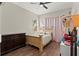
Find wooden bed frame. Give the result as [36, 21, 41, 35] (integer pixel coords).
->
[26, 35, 44, 53]
[26, 35, 51, 53]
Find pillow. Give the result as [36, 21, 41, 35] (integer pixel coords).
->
[64, 41, 71, 46]
[64, 34, 71, 41]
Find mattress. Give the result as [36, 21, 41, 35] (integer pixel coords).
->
[26, 32, 40, 37]
[26, 32, 52, 45]
[42, 34, 52, 45]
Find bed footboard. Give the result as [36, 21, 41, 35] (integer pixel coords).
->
[26, 35, 44, 53]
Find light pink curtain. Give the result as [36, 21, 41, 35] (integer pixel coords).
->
[45, 17, 54, 32]
[39, 16, 63, 42]
[45, 16, 63, 42]
[53, 16, 63, 42]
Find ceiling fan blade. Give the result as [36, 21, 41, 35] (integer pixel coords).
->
[40, 2, 51, 4]
[0, 2, 2, 5]
[43, 4, 48, 9]
[30, 2, 38, 4]
[30, 2, 49, 9]
[43, 2, 52, 4]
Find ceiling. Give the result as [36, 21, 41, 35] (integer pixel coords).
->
[12, 2, 74, 15]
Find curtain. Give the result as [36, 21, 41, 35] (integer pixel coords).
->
[45, 17, 54, 32]
[39, 16, 63, 42]
[53, 16, 63, 42]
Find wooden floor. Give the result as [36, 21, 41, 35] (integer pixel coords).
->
[3, 41, 60, 56]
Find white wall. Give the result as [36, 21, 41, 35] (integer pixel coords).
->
[1, 3, 38, 35]
[40, 8, 72, 18]
[0, 6, 1, 33]
[71, 2, 79, 15]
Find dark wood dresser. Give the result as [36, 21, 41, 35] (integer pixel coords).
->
[1, 33, 26, 55]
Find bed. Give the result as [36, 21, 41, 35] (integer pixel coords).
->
[26, 32, 52, 53]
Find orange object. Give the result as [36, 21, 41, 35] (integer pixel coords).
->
[71, 15, 79, 27]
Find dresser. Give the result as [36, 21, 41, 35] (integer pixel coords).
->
[1, 33, 26, 55]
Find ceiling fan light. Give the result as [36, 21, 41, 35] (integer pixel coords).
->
[40, 4, 43, 7]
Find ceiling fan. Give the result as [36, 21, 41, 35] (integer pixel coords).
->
[30, 2, 52, 9]
[0, 2, 2, 5]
